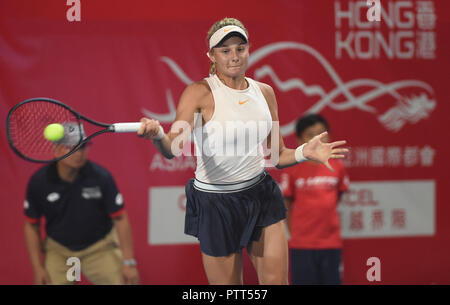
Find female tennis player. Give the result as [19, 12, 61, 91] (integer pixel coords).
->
[138, 17, 348, 285]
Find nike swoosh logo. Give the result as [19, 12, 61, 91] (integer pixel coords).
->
[224, 28, 232, 33]
[238, 99, 249, 105]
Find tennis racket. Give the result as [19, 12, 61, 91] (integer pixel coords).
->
[6, 97, 142, 163]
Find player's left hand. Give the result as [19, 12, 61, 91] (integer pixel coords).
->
[303, 132, 348, 172]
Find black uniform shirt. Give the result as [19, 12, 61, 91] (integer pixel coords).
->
[24, 161, 125, 251]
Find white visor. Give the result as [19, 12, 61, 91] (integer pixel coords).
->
[208, 25, 248, 50]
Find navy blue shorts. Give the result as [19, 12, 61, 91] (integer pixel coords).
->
[184, 172, 287, 257]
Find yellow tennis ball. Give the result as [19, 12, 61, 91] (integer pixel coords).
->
[43, 123, 65, 141]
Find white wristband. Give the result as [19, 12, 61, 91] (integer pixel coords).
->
[154, 125, 164, 140]
[295, 143, 308, 163]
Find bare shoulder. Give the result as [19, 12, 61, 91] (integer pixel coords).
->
[178, 80, 212, 110]
[255, 80, 277, 108]
[255, 80, 274, 93]
[183, 80, 211, 99]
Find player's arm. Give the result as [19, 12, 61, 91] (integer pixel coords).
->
[337, 165, 350, 204]
[258, 82, 298, 168]
[24, 221, 51, 284]
[338, 191, 345, 202]
[24, 221, 43, 269]
[138, 82, 210, 159]
[112, 212, 135, 262]
[280, 172, 295, 234]
[258, 82, 348, 171]
[24, 181, 51, 284]
[112, 212, 139, 284]
[284, 197, 293, 234]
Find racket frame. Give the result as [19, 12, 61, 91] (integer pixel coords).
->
[7, 97, 116, 163]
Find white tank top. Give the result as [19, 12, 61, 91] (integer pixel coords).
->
[193, 74, 273, 184]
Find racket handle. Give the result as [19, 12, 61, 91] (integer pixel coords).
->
[111, 122, 142, 133]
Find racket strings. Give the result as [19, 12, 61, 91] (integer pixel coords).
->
[8, 100, 79, 162]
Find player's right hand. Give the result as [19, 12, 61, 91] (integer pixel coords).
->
[137, 118, 162, 140]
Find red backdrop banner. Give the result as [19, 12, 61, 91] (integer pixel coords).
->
[1, 0, 449, 284]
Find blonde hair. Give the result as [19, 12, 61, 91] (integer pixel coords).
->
[206, 17, 249, 74]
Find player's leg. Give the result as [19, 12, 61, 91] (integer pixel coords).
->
[80, 230, 123, 285]
[201, 251, 243, 285]
[247, 220, 289, 285]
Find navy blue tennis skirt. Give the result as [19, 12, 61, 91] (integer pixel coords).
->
[184, 171, 287, 257]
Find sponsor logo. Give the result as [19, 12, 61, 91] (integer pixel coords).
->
[81, 187, 102, 199]
[116, 193, 123, 206]
[338, 180, 435, 238]
[47, 192, 60, 203]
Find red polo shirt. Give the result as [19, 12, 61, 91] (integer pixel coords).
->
[280, 159, 349, 249]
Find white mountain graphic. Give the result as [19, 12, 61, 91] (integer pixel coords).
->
[142, 42, 436, 135]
